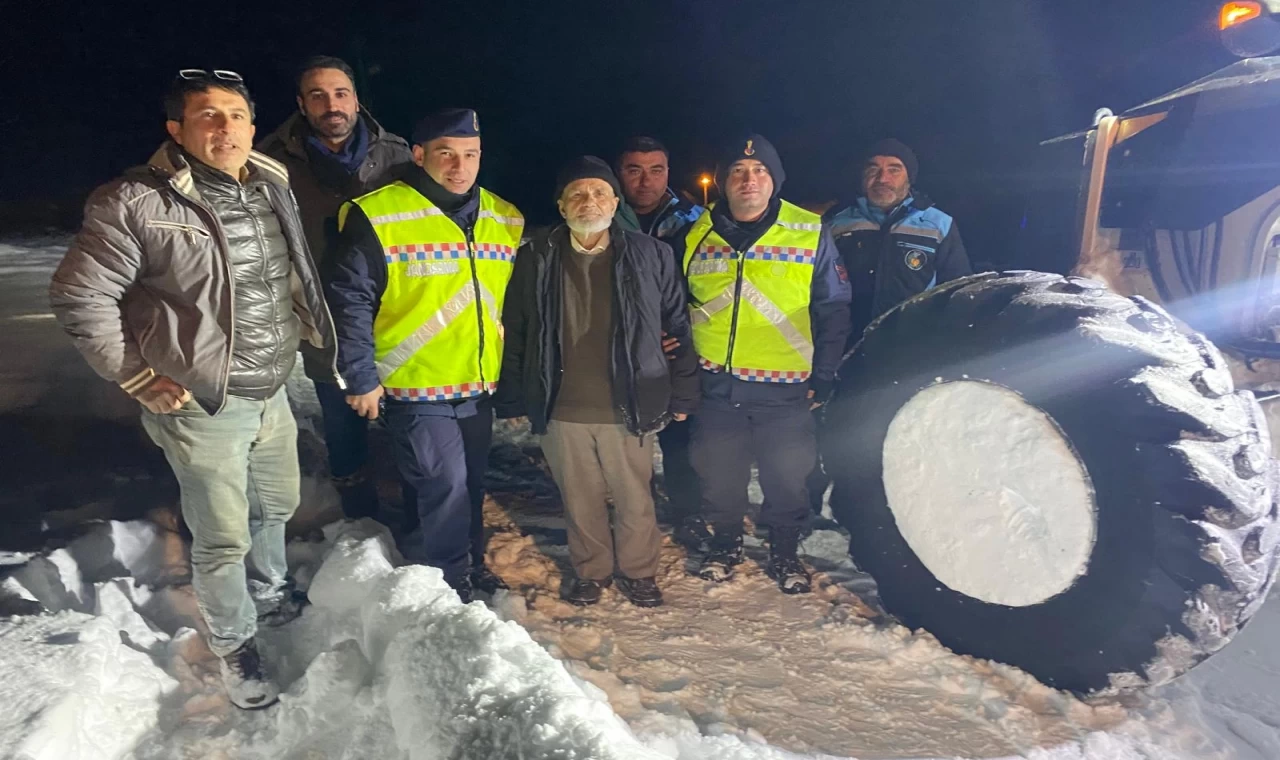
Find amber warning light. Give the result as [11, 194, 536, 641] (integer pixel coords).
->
[1221, 1, 1263, 30]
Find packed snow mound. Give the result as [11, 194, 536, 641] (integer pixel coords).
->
[1, 520, 669, 760]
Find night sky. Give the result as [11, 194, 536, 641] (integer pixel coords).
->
[1, 0, 1238, 269]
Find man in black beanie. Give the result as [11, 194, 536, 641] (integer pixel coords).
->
[674, 134, 852, 594]
[827, 138, 971, 340]
[327, 107, 525, 602]
[496, 156, 698, 608]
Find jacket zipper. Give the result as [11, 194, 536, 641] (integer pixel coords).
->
[874, 203, 911, 314]
[183, 195, 237, 415]
[723, 248, 747, 373]
[242, 184, 285, 393]
[611, 241, 642, 434]
[464, 225, 487, 387]
[545, 245, 562, 425]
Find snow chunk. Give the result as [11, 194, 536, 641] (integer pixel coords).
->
[13, 548, 89, 612]
[382, 600, 664, 760]
[14, 616, 176, 760]
[94, 578, 167, 652]
[307, 519, 400, 615]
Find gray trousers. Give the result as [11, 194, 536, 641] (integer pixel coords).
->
[540, 420, 661, 580]
[141, 388, 298, 656]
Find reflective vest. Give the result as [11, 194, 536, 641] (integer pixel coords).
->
[341, 181, 524, 401]
[682, 201, 821, 383]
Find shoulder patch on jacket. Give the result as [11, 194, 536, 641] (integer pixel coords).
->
[894, 206, 954, 240]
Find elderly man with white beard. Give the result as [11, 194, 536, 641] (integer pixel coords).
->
[496, 156, 699, 607]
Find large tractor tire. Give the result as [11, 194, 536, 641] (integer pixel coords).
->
[823, 271, 1280, 694]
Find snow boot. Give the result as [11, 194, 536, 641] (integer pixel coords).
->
[566, 577, 612, 606]
[334, 474, 379, 520]
[766, 528, 812, 594]
[471, 564, 509, 595]
[698, 531, 744, 582]
[674, 514, 714, 552]
[257, 580, 310, 628]
[615, 576, 663, 607]
[447, 573, 474, 604]
[219, 638, 279, 710]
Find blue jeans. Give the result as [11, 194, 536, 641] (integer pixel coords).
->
[141, 388, 298, 656]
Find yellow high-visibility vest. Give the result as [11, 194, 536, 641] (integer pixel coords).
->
[682, 200, 821, 382]
[341, 181, 524, 401]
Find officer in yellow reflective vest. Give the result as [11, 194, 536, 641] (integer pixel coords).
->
[678, 134, 852, 594]
[328, 108, 524, 601]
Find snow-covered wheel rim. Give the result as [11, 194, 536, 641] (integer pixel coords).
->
[882, 380, 1097, 607]
[823, 272, 1280, 694]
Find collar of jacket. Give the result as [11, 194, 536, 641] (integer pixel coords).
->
[657, 189, 700, 215]
[709, 196, 782, 250]
[147, 141, 290, 202]
[649, 189, 681, 222]
[267, 111, 393, 161]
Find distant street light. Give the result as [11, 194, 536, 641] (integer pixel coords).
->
[699, 174, 712, 206]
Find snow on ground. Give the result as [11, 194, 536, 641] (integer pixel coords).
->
[2, 237, 1278, 759]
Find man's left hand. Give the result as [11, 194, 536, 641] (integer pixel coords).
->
[672, 412, 688, 422]
[662, 332, 680, 360]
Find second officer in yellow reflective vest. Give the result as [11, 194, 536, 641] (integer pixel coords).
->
[328, 108, 524, 601]
[679, 134, 852, 594]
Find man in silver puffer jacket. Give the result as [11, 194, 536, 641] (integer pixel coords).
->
[49, 69, 337, 710]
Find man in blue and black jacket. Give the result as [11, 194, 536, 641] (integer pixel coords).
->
[826, 139, 972, 343]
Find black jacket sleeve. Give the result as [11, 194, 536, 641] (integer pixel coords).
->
[809, 226, 854, 397]
[325, 205, 387, 396]
[494, 238, 536, 419]
[653, 239, 699, 415]
[936, 223, 972, 283]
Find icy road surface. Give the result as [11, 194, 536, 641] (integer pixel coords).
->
[0, 237, 1277, 759]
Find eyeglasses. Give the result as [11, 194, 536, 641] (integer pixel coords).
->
[177, 69, 243, 83]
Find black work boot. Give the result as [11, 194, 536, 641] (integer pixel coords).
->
[566, 577, 613, 606]
[446, 572, 474, 604]
[257, 578, 310, 628]
[219, 638, 279, 710]
[471, 563, 509, 595]
[673, 514, 714, 552]
[766, 527, 812, 594]
[615, 576, 663, 607]
[698, 529, 744, 582]
[333, 474, 379, 520]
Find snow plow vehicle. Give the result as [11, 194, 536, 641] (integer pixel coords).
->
[823, 2, 1280, 695]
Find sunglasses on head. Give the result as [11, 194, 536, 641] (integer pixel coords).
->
[177, 69, 243, 83]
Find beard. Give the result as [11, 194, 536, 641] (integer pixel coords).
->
[869, 184, 908, 208]
[309, 111, 355, 139]
[565, 213, 612, 236]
